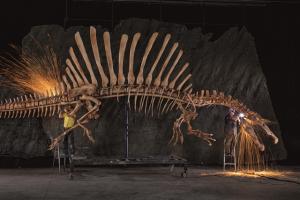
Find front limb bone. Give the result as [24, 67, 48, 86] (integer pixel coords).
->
[171, 102, 216, 146]
[50, 96, 101, 150]
[170, 117, 185, 145]
[187, 128, 216, 146]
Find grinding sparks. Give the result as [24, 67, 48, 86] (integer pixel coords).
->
[237, 120, 265, 171]
[223, 170, 286, 178]
[0, 46, 61, 96]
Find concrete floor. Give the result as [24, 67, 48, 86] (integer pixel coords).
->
[0, 166, 300, 200]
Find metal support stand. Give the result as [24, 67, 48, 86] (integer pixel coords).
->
[181, 164, 188, 177]
[124, 101, 129, 160]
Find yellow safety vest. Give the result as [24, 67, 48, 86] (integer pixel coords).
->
[63, 113, 75, 128]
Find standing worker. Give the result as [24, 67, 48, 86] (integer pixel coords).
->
[59, 105, 77, 179]
[224, 108, 240, 155]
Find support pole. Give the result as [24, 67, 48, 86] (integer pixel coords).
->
[124, 101, 129, 159]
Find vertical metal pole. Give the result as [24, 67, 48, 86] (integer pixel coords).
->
[64, 0, 70, 28]
[125, 101, 129, 159]
[58, 145, 61, 173]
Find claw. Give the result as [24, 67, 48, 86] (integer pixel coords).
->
[273, 136, 279, 144]
[191, 130, 216, 146]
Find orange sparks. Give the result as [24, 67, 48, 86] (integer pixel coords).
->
[237, 122, 265, 171]
[0, 46, 61, 96]
[223, 170, 287, 178]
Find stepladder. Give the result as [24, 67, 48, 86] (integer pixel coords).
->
[223, 127, 238, 171]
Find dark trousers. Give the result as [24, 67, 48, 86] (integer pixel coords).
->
[224, 128, 237, 155]
[63, 129, 75, 174]
[63, 129, 75, 156]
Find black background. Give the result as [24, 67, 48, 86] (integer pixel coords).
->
[0, 0, 299, 164]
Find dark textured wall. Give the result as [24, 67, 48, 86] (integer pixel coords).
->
[0, 18, 286, 164]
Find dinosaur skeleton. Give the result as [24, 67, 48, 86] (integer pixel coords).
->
[0, 27, 278, 153]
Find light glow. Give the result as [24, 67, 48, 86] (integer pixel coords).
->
[0, 46, 61, 96]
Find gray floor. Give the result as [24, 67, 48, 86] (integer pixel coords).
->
[0, 166, 300, 200]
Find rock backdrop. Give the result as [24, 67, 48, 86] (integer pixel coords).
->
[0, 18, 286, 164]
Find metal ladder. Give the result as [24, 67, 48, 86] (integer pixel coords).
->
[52, 143, 67, 173]
[223, 134, 237, 171]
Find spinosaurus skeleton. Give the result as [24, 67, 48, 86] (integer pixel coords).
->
[0, 27, 279, 151]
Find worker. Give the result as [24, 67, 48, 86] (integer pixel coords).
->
[224, 108, 240, 155]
